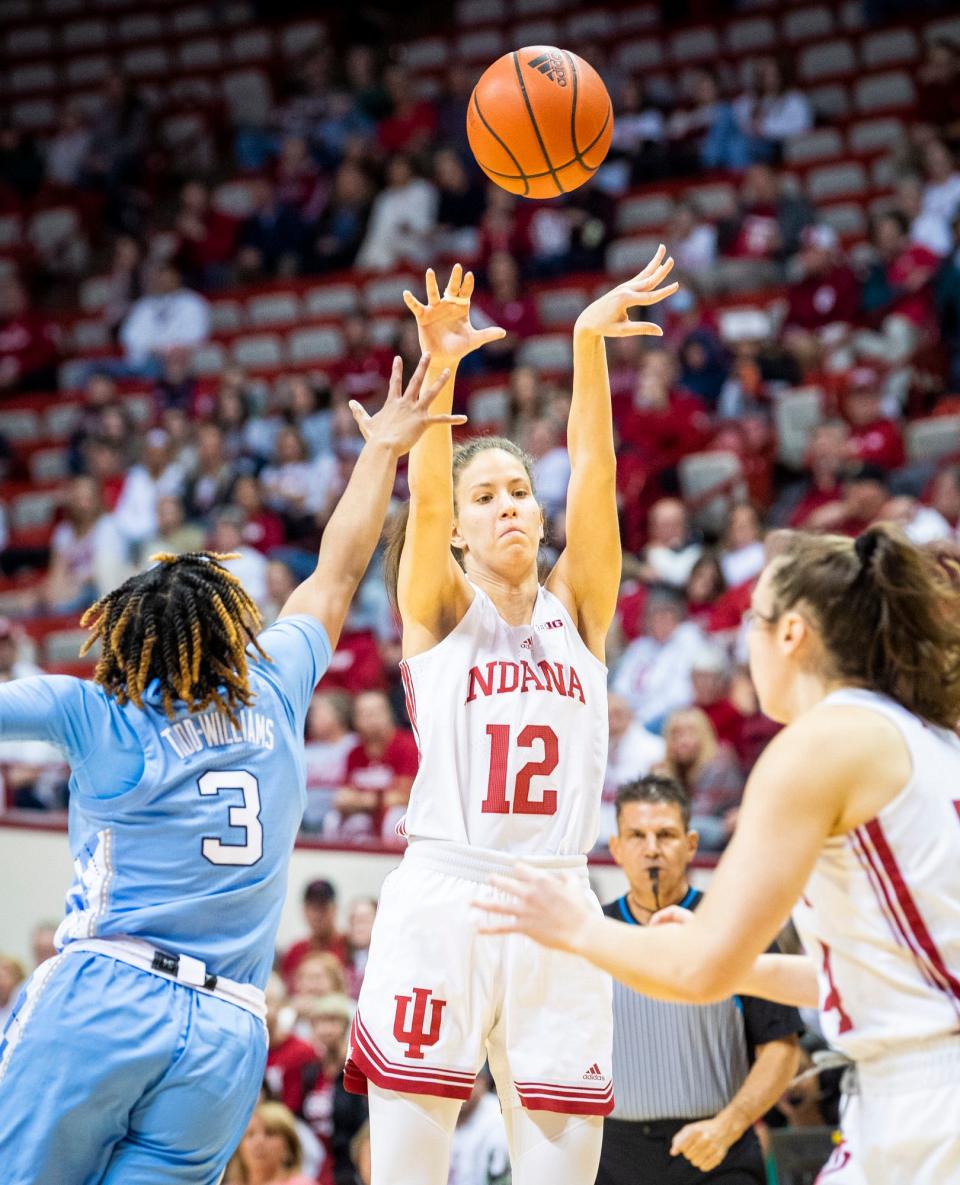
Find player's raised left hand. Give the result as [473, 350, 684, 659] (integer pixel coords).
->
[349, 353, 464, 456]
[574, 243, 679, 339]
[474, 864, 594, 953]
[403, 263, 506, 365]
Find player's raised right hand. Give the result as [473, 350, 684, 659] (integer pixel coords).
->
[403, 264, 506, 365]
[348, 353, 465, 457]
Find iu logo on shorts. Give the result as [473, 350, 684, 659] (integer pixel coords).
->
[393, 987, 447, 1059]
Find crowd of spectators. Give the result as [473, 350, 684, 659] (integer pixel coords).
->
[3, 6, 960, 853]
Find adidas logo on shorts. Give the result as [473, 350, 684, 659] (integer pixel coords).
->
[582, 1063, 604, 1081]
[527, 51, 567, 87]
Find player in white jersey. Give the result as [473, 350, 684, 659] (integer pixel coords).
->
[343, 252, 678, 1185]
[481, 524, 960, 1185]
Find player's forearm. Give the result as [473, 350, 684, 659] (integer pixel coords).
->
[572, 913, 739, 1004]
[567, 327, 616, 472]
[736, 954, 819, 1009]
[315, 439, 398, 587]
[715, 1037, 800, 1141]
[408, 360, 458, 508]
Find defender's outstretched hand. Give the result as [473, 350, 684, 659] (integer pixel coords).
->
[474, 864, 594, 953]
[575, 244, 679, 338]
[404, 264, 506, 365]
[349, 353, 463, 455]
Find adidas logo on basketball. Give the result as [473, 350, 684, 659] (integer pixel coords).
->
[583, 1063, 604, 1081]
[527, 51, 567, 87]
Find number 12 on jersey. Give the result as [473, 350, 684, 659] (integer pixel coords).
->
[481, 723, 559, 816]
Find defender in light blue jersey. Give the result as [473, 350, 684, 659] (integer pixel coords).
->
[0, 354, 459, 1185]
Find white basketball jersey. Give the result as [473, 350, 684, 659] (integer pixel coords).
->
[398, 584, 608, 855]
[792, 689, 960, 1061]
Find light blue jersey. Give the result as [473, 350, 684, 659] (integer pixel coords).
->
[0, 613, 330, 988]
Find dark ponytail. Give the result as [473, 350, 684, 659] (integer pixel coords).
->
[768, 525, 960, 728]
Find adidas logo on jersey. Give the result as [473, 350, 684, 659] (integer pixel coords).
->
[520, 636, 532, 649]
[527, 51, 567, 87]
[583, 1063, 604, 1081]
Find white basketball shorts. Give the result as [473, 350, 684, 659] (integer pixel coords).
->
[344, 840, 614, 1116]
[816, 1035, 960, 1185]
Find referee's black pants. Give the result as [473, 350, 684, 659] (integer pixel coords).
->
[596, 1117, 767, 1185]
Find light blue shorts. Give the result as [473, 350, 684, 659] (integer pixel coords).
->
[0, 950, 267, 1185]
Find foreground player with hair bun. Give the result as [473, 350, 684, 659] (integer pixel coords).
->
[343, 252, 678, 1185]
[0, 356, 462, 1185]
[483, 525, 960, 1185]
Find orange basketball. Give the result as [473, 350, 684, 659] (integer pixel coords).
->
[466, 46, 613, 200]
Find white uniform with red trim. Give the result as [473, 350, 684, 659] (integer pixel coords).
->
[345, 585, 613, 1116]
[791, 689, 960, 1185]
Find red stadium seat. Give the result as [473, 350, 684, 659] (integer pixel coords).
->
[861, 28, 918, 69]
[782, 6, 834, 43]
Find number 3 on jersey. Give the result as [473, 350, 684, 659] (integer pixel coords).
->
[481, 723, 559, 815]
[199, 770, 263, 865]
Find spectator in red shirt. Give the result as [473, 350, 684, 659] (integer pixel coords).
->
[802, 461, 890, 537]
[783, 225, 861, 373]
[717, 164, 815, 290]
[617, 349, 713, 472]
[690, 644, 745, 753]
[230, 474, 286, 555]
[0, 278, 60, 394]
[326, 315, 393, 405]
[329, 691, 418, 842]
[773, 419, 850, 528]
[377, 66, 437, 156]
[280, 879, 349, 992]
[273, 135, 328, 223]
[857, 210, 940, 364]
[842, 367, 905, 471]
[173, 180, 238, 289]
[265, 973, 316, 1116]
[473, 251, 541, 372]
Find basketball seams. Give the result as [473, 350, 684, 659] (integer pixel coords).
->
[471, 90, 530, 198]
[563, 51, 589, 171]
[473, 103, 612, 182]
[511, 50, 565, 196]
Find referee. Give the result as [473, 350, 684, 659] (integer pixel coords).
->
[598, 776, 801, 1185]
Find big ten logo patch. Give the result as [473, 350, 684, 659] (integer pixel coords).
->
[393, 987, 447, 1059]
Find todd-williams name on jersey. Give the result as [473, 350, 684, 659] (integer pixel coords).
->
[465, 659, 585, 704]
[161, 707, 276, 759]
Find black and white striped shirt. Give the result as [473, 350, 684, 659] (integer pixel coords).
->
[603, 890, 802, 1122]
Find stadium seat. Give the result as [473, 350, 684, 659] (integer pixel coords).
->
[44, 402, 84, 439]
[840, 0, 866, 29]
[29, 207, 82, 259]
[563, 10, 612, 43]
[797, 39, 857, 83]
[369, 316, 400, 347]
[679, 451, 747, 535]
[69, 319, 111, 352]
[45, 629, 96, 665]
[401, 36, 449, 71]
[615, 5, 658, 33]
[725, 16, 777, 54]
[774, 387, 824, 469]
[61, 18, 110, 50]
[11, 62, 58, 93]
[192, 342, 228, 376]
[616, 192, 673, 234]
[783, 128, 845, 165]
[209, 300, 245, 332]
[854, 71, 915, 113]
[605, 236, 662, 277]
[212, 179, 258, 219]
[287, 326, 344, 364]
[455, 0, 506, 25]
[0, 409, 41, 443]
[170, 5, 214, 34]
[871, 155, 897, 189]
[805, 161, 868, 202]
[5, 25, 53, 55]
[612, 37, 663, 73]
[78, 275, 113, 313]
[847, 116, 904, 155]
[806, 83, 851, 120]
[10, 490, 59, 533]
[122, 46, 171, 78]
[177, 38, 224, 70]
[514, 0, 564, 15]
[278, 19, 326, 58]
[221, 69, 273, 128]
[0, 215, 22, 251]
[10, 98, 58, 130]
[117, 12, 164, 41]
[454, 28, 505, 62]
[534, 286, 590, 328]
[363, 274, 420, 314]
[229, 27, 273, 62]
[230, 334, 284, 369]
[516, 334, 572, 372]
[29, 447, 71, 484]
[782, 6, 834, 43]
[304, 283, 360, 319]
[467, 386, 511, 430]
[905, 416, 960, 464]
[0, 0, 32, 19]
[511, 19, 561, 47]
[44, 0, 84, 14]
[691, 182, 737, 219]
[66, 54, 112, 86]
[861, 28, 918, 68]
[819, 202, 867, 238]
[669, 26, 719, 64]
[923, 16, 960, 46]
[246, 292, 302, 327]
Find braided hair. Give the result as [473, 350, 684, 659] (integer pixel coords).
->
[79, 552, 269, 721]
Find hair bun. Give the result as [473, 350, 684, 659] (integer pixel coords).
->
[854, 530, 881, 569]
